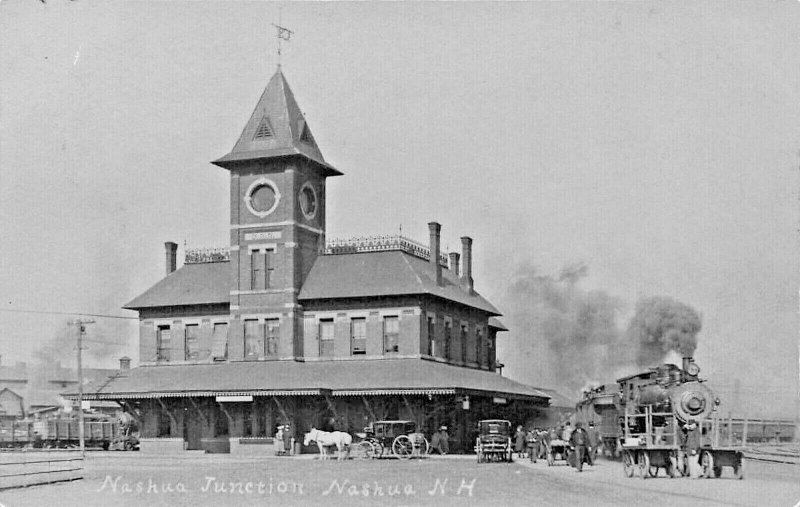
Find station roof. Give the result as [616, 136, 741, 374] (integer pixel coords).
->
[299, 251, 500, 315]
[66, 358, 549, 404]
[124, 261, 230, 309]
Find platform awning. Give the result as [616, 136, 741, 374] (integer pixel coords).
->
[64, 358, 549, 404]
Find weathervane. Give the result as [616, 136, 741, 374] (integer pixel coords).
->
[272, 17, 293, 64]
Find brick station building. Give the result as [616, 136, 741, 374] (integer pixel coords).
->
[74, 66, 549, 454]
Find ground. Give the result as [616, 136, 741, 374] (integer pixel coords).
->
[0, 451, 798, 507]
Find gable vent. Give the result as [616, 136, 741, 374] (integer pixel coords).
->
[253, 116, 274, 140]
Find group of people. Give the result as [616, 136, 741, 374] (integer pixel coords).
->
[513, 421, 601, 472]
[273, 424, 294, 456]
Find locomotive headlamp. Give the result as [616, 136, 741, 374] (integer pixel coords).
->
[686, 363, 700, 376]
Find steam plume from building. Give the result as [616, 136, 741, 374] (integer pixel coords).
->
[626, 296, 702, 367]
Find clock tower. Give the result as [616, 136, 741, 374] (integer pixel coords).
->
[212, 66, 342, 360]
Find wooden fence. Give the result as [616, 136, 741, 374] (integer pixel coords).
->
[0, 450, 83, 490]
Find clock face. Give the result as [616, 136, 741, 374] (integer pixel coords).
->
[244, 178, 281, 218]
[299, 183, 317, 220]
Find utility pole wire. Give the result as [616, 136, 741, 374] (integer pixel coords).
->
[0, 308, 137, 320]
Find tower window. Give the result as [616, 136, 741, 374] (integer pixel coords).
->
[250, 248, 274, 290]
[253, 116, 274, 139]
[351, 318, 366, 355]
[383, 316, 399, 354]
[156, 325, 171, 362]
[476, 327, 483, 365]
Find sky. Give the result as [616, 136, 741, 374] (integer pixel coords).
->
[1, 1, 798, 418]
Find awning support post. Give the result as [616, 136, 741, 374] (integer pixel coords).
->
[187, 397, 209, 426]
[272, 396, 290, 423]
[155, 397, 178, 428]
[361, 395, 376, 421]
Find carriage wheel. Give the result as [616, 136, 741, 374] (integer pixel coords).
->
[374, 442, 385, 458]
[392, 435, 413, 459]
[733, 455, 744, 480]
[547, 450, 554, 466]
[355, 441, 375, 459]
[701, 451, 714, 479]
[638, 451, 650, 479]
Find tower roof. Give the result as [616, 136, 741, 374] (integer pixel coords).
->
[213, 66, 341, 176]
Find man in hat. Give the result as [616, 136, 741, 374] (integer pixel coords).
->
[430, 425, 450, 455]
[283, 424, 293, 455]
[569, 422, 592, 471]
[587, 421, 601, 462]
[682, 419, 702, 478]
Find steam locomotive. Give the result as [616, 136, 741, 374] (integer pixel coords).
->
[576, 357, 744, 479]
[0, 412, 138, 451]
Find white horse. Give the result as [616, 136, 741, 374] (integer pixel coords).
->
[303, 428, 352, 460]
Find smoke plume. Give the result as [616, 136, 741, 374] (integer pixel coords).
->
[626, 296, 702, 367]
[500, 263, 629, 396]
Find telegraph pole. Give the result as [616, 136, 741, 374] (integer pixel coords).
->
[75, 319, 94, 458]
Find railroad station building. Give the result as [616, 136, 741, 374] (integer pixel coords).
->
[74, 66, 550, 454]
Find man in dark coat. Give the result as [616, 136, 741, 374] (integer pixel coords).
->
[587, 421, 601, 461]
[569, 422, 592, 472]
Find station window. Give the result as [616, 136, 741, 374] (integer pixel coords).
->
[319, 319, 334, 357]
[476, 328, 483, 365]
[266, 319, 280, 357]
[185, 324, 200, 360]
[156, 325, 171, 362]
[383, 316, 399, 353]
[427, 316, 435, 356]
[461, 325, 468, 364]
[351, 318, 366, 355]
[211, 322, 228, 361]
[244, 319, 263, 359]
[444, 322, 452, 360]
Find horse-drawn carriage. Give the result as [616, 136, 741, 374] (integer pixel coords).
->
[355, 420, 429, 459]
[475, 419, 513, 463]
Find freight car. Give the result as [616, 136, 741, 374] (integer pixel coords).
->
[0, 413, 138, 451]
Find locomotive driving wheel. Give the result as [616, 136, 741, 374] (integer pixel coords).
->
[622, 450, 635, 477]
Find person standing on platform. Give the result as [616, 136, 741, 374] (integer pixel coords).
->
[683, 419, 702, 478]
[514, 425, 526, 458]
[283, 424, 293, 455]
[587, 421, 600, 461]
[430, 426, 450, 455]
[562, 421, 574, 442]
[569, 422, 591, 472]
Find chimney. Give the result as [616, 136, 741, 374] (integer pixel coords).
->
[449, 252, 460, 277]
[119, 356, 131, 371]
[460, 236, 474, 293]
[428, 222, 442, 286]
[165, 242, 178, 275]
